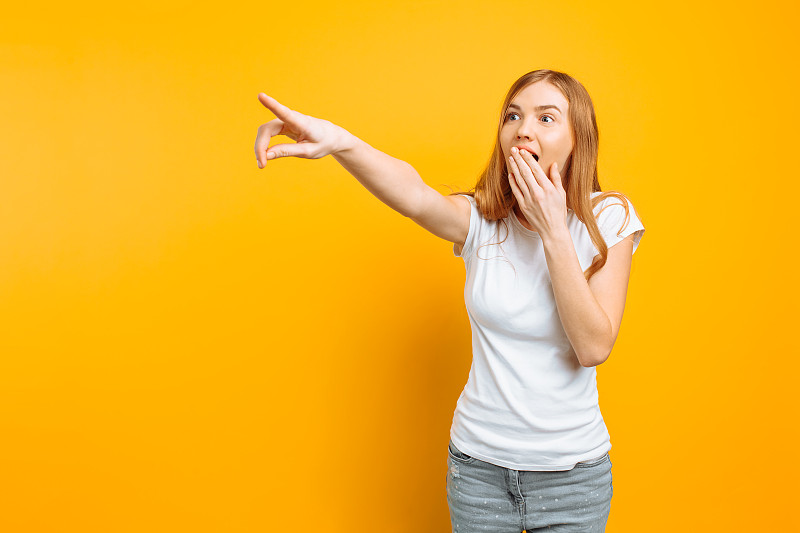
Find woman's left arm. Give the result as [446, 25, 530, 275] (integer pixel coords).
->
[507, 147, 635, 367]
[541, 230, 635, 367]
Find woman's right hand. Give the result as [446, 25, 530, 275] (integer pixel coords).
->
[254, 93, 350, 169]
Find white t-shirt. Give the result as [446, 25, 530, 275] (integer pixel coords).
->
[450, 191, 645, 471]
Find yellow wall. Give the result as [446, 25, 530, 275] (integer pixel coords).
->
[1, 0, 797, 530]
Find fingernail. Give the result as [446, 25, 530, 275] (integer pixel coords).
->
[257, 160, 262, 168]
[266, 152, 275, 160]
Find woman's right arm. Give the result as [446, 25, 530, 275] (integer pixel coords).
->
[331, 135, 470, 245]
[254, 93, 470, 247]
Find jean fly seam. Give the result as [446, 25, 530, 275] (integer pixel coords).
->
[514, 471, 527, 531]
[504, 469, 526, 532]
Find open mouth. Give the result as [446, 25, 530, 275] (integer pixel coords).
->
[516, 147, 539, 161]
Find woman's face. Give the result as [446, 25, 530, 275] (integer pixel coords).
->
[500, 81, 573, 177]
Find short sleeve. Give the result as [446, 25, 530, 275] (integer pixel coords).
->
[453, 194, 478, 259]
[594, 196, 645, 255]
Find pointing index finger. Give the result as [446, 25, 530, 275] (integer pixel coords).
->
[258, 93, 296, 124]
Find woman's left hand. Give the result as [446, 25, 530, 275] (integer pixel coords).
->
[507, 147, 568, 240]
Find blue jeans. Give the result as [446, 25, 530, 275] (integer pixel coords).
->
[446, 439, 613, 532]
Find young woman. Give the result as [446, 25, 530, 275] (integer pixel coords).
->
[253, 69, 645, 532]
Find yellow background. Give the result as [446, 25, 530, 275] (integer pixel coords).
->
[1, 0, 797, 531]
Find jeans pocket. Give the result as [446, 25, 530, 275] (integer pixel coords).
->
[448, 440, 476, 464]
[574, 452, 610, 468]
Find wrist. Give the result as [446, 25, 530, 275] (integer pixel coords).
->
[332, 127, 358, 156]
[541, 226, 572, 248]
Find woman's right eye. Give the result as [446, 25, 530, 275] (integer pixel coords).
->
[504, 112, 520, 122]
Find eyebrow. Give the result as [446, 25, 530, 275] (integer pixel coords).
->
[508, 103, 562, 114]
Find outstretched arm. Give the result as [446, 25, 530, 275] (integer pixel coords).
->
[330, 134, 428, 219]
[254, 93, 469, 244]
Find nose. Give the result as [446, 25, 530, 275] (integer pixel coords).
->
[515, 118, 535, 141]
